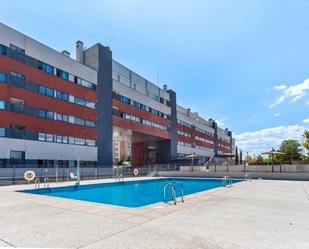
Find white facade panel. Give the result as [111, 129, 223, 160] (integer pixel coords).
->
[0, 138, 97, 161]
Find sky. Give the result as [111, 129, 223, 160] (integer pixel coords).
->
[1, 0, 308, 155]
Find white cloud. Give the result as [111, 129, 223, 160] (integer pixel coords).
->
[303, 119, 309, 124]
[269, 79, 309, 108]
[273, 113, 280, 117]
[235, 125, 307, 155]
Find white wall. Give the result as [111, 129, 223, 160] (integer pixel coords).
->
[0, 138, 97, 161]
[0, 23, 97, 84]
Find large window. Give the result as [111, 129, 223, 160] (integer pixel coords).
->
[56, 69, 69, 80]
[42, 63, 54, 74]
[10, 44, 25, 54]
[0, 128, 5, 137]
[0, 100, 5, 110]
[0, 44, 6, 55]
[0, 72, 6, 82]
[74, 97, 85, 106]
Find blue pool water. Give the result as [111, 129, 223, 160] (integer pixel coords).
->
[20, 178, 241, 208]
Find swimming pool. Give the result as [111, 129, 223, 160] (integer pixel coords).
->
[21, 178, 241, 208]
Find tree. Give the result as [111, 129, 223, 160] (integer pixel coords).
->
[239, 150, 243, 164]
[304, 130, 309, 152]
[279, 139, 302, 162]
[235, 146, 239, 165]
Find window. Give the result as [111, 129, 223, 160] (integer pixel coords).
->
[0, 72, 6, 82]
[10, 44, 25, 54]
[56, 113, 62, 121]
[56, 91, 63, 100]
[0, 44, 6, 55]
[69, 116, 75, 124]
[62, 136, 68, 143]
[74, 97, 85, 106]
[46, 134, 53, 142]
[56, 69, 69, 80]
[86, 101, 95, 109]
[0, 128, 5, 137]
[75, 138, 85, 145]
[62, 115, 68, 122]
[38, 133, 46, 141]
[62, 93, 69, 101]
[38, 109, 46, 118]
[75, 118, 85, 126]
[42, 63, 54, 74]
[56, 135, 62, 143]
[86, 139, 95, 146]
[120, 96, 130, 104]
[0, 100, 5, 110]
[10, 72, 25, 79]
[46, 87, 54, 97]
[69, 136, 75, 144]
[85, 120, 95, 127]
[46, 111, 54, 120]
[38, 85, 46, 95]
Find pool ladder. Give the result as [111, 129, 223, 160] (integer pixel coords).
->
[163, 182, 184, 205]
[113, 167, 124, 182]
[34, 177, 49, 189]
[222, 176, 233, 188]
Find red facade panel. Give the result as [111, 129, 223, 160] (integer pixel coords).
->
[0, 110, 96, 139]
[0, 55, 97, 101]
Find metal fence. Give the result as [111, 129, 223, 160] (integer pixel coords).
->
[0, 164, 179, 186]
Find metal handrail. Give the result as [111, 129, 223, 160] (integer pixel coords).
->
[164, 183, 176, 205]
[174, 182, 184, 203]
[222, 176, 233, 188]
[113, 166, 124, 182]
[34, 177, 40, 189]
[43, 177, 49, 188]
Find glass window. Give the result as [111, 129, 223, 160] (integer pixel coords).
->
[56, 69, 69, 80]
[0, 44, 6, 55]
[43, 63, 54, 74]
[0, 128, 5, 137]
[10, 44, 25, 54]
[62, 136, 68, 143]
[85, 120, 95, 127]
[120, 96, 130, 104]
[85, 101, 95, 109]
[56, 135, 62, 143]
[69, 136, 75, 144]
[46, 111, 54, 120]
[38, 133, 46, 141]
[86, 139, 95, 146]
[56, 91, 63, 100]
[68, 116, 75, 124]
[74, 97, 85, 106]
[46, 87, 54, 97]
[10, 72, 25, 79]
[62, 93, 69, 101]
[38, 109, 46, 118]
[38, 85, 46, 95]
[0, 100, 5, 110]
[56, 113, 62, 121]
[46, 134, 53, 142]
[75, 118, 85, 125]
[75, 138, 85, 145]
[0, 72, 6, 82]
[62, 115, 68, 122]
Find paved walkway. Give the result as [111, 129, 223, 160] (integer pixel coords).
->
[0, 178, 308, 249]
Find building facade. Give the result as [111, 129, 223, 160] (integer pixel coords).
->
[0, 23, 233, 168]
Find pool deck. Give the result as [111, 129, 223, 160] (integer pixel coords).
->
[0, 178, 308, 249]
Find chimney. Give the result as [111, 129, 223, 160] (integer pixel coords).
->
[76, 40, 84, 63]
[186, 108, 191, 116]
[61, 50, 70, 57]
[163, 84, 168, 90]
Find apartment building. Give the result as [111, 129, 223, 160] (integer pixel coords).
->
[0, 23, 233, 167]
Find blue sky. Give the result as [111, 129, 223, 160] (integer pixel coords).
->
[1, 0, 308, 154]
